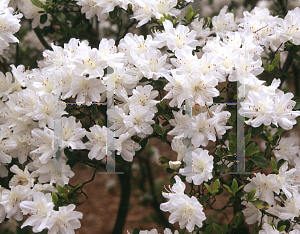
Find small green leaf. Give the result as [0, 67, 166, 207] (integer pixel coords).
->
[205, 225, 213, 233]
[229, 141, 236, 154]
[97, 118, 103, 127]
[75, 113, 86, 119]
[212, 223, 222, 234]
[223, 184, 233, 194]
[247, 189, 256, 202]
[204, 183, 213, 194]
[56, 11, 66, 23]
[56, 184, 65, 195]
[109, 6, 118, 19]
[251, 200, 270, 210]
[52, 192, 58, 205]
[231, 179, 238, 195]
[215, 164, 229, 173]
[187, 11, 194, 21]
[278, 225, 286, 232]
[199, 194, 209, 205]
[271, 52, 280, 68]
[294, 98, 300, 110]
[251, 125, 264, 136]
[154, 124, 163, 135]
[30, 0, 45, 8]
[132, 228, 140, 234]
[277, 159, 287, 170]
[158, 156, 170, 166]
[72, 183, 82, 192]
[229, 132, 237, 143]
[233, 214, 240, 227]
[222, 223, 228, 234]
[213, 179, 220, 192]
[271, 157, 278, 173]
[166, 168, 175, 173]
[91, 105, 98, 116]
[245, 133, 251, 145]
[251, 156, 270, 168]
[40, 14, 47, 24]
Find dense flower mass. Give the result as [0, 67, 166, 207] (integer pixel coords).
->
[1, 0, 300, 234]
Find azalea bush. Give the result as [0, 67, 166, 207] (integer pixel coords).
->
[1, 0, 300, 233]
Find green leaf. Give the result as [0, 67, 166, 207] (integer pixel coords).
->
[199, 194, 209, 205]
[154, 124, 163, 135]
[158, 156, 170, 167]
[213, 179, 220, 192]
[72, 183, 82, 192]
[75, 113, 86, 119]
[222, 223, 228, 234]
[268, 64, 274, 72]
[233, 214, 240, 227]
[56, 184, 65, 195]
[137, 137, 148, 154]
[187, 11, 194, 21]
[245, 142, 260, 157]
[278, 225, 286, 232]
[277, 159, 287, 170]
[223, 184, 233, 194]
[251, 200, 270, 210]
[212, 223, 222, 234]
[290, 51, 300, 62]
[229, 132, 237, 143]
[294, 98, 300, 110]
[204, 183, 213, 194]
[205, 225, 213, 233]
[161, 99, 166, 109]
[40, 14, 47, 24]
[231, 179, 238, 193]
[91, 105, 98, 116]
[166, 168, 175, 173]
[247, 189, 256, 202]
[229, 140, 236, 154]
[251, 156, 270, 168]
[109, 6, 118, 19]
[271, 157, 278, 173]
[215, 164, 229, 173]
[30, 0, 45, 8]
[253, 225, 259, 234]
[251, 125, 264, 136]
[52, 192, 58, 205]
[56, 11, 66, 23]
[132, 228, 140, 234]
[245, 133, 251, 145]
[97, 118, 103, 127]
[163, 114, 171, 119]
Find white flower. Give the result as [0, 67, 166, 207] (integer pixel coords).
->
[136, 49, 171, 80]
[168, 110, 191, 139]
[34, 158, 75, 186]
[123, 106, 155, 138]
[19, 0, 51, 29]
[276, 191, 300, 220]
[280, 7, 300, 45]
[0, 4, 22, 54]
[9, 165, 35, 188]
[273, 90, 300, 130]
[238, 90, 274, 128]
[274, 137, 299, 166]
[0, 185, 32, 221]
[212, 6, 238, 37]
[258, 223, 284, 234]
[48, 204, 82, 234]
[115, 132, 141, 162]
[0, 72, 15, 100]
[190, 112, 217, 147]
[128, 85, 159, 112]
[242, 200, 262, 225]
[179, 148, 214, 185]
[166, 23, 198, 52]
[165, 195, 206, 232]
[244, 172, 280, 205]
[20, 192, 54, 233]
[85, 125, 114, 160]
[65, 75, 106, 103]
